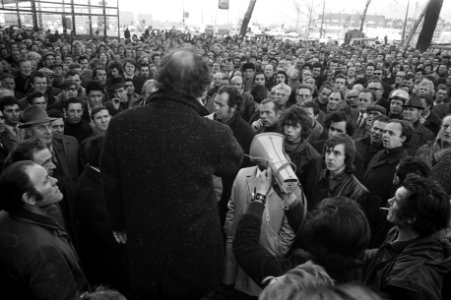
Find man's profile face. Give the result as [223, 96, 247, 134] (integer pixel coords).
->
[32, 148, 56, 175]
[214, 92, 235, 123]
[260, 102, 279, 128]
[387, 186, 409, 225]
[66, 103, 84, 124]
[0, 110, 5, 133]
[29, 122, 53, 145]
[27, 164, 63, 207]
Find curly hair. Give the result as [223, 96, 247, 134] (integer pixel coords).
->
[397, 174, 450, 237]
[279, 106, 313, 139]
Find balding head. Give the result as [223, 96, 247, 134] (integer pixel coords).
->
[156, 48, 211, 98]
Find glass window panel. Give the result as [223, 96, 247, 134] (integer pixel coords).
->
[19, 12, 33, 28]
[106, 16, 118, 37]
[0, 11, 19, 27]
[17, 1, 31, 9]
[37, 13, 64, 32]
[73, 5, 91, 14]
[74, 15, 90, 35]
[36, 2, 70, 13]
[92, 15, 105, 36]
[105, 8, 116, 15]
[73, 0, 89, 4]
[88, 7, 103, 15]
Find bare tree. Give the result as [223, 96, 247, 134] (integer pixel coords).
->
[240, 0, 257, 37]
[359, 0, 372, 32]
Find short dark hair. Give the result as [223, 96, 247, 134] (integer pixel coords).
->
[47, 109, 64, 119]
[84, 135, 105, 168]
[90, 106, 108, 121]
[64, 97, 83, 110]
[301, 101, 320, 115]
[123, 58, 136, 68]
[0, 161, 42, 213]
[371, 114, 390, 125]
[324, 133, 356, 173]
[396, 156, 432, 184]
[397, 174, 450, 237]
[279, 106, 313, 139]
[26, 91, 45, 105]
[325, 112, 354, 137]
[217, 85, 242, 111]
[85, 80, 105, 95]
[30, 71, 47, 85]
[157, 48, 211, 98]
[0, 96, 20, 111]
[65, 69, 80, 78]
[389, 119, 413, 147]
[92, 67, 107, 79]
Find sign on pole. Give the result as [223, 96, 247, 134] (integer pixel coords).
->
[218, 0, 229, 10]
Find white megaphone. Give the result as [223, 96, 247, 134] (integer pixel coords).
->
[249, 133, 299, 194]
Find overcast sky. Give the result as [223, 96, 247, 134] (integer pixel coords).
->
[118, 0, 451, 27]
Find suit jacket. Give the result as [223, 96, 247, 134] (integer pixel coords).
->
[100, 90, 243, 300]
[55, 135, 81, 181]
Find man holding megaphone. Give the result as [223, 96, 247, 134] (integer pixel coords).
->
[223, 133, 306, 297]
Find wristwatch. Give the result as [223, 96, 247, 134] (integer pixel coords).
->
[251, 193, 267, 205]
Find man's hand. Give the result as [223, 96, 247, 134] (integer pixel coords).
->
[251, 119, 263, 131]
[255, 168, 272, 195]
[113, 231, 127, 244]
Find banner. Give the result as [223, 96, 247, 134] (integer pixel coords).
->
[218, 0, 229, 10]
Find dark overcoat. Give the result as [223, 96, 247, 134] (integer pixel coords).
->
[100, 90, 244, 300]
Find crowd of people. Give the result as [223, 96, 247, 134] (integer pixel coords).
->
[0, 25, 451, 300]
